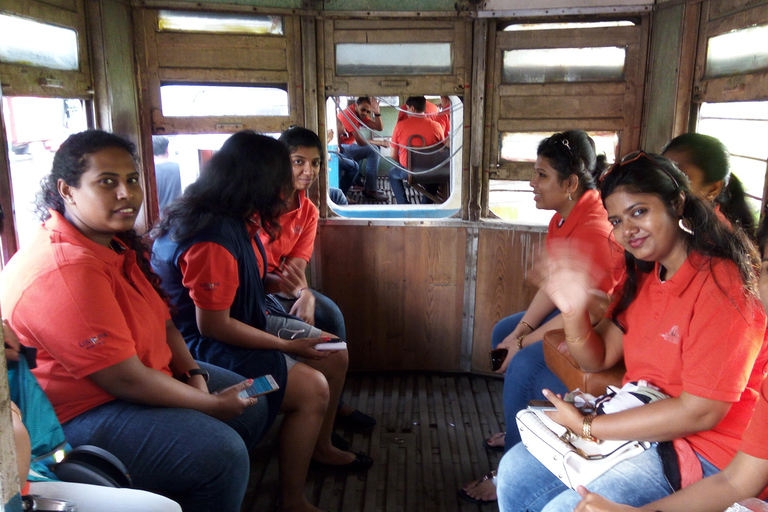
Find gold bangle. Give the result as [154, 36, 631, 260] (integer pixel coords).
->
[565, 331, 590, 344]
[582, 415, 597, 442]
[519, 320, 535, 333]
[10, 406, 22, 422]
[517, 334, 526, 350]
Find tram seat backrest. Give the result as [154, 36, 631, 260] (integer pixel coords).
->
[406, 134, 450, 204]
[542, 329, 625, 396]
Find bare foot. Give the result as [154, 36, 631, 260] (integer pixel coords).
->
[460, 471, 497, 502]
[484, 432, 505, 449]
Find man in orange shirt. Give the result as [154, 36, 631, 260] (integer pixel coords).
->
[387, 96, 445, 204]
[336, 96, 389, 201]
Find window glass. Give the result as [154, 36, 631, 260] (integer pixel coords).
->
[160, 85, 289, 117]
[502, 47, 626, 83]
[335, 43, 453, 76]
[489, 180, 552, 225]
[0, 14, 78, 70]
[697, 101, 768, 215]
[500, 131, 618, 163]
[1, 97, 88, 248]
[157, 11, 283, 35]
[503, 21, 635, 31]
[705, 23, 768, 78]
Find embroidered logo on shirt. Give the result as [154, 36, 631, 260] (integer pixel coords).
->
[79, 333, 108, 349]
[293, 226, 302, 234]
[661, 325, 680, 344]
[199, 282, 220, 291]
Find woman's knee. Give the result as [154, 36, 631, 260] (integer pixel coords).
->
[285, 364, 330, 412]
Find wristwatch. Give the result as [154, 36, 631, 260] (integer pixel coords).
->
[183, 368, 209, 383]
[373, 113, 382, 117]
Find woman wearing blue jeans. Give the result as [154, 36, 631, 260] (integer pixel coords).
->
[461, 130, 624, 504]
[0, 130, 269, 512]
[497, 152, 767, 512]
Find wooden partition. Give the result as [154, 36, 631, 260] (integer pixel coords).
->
[315, 222, 545, 373]
[471, 227, 545, 373]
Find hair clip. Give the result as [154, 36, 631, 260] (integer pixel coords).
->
[562, 139, 572, 153]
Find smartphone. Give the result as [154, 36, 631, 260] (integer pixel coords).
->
[528, 399, 556, 411]
[490, 348, 508, 371]
[238, 374, 280, 399]
[315, 338, 347, 351]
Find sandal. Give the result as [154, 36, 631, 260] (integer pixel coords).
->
[458, 471, 497, 504]
[482, 432, 505, 452]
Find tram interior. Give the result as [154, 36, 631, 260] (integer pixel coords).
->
[1, 0, 768, 510]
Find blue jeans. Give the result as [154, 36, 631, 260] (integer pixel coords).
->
[493, 310, 566, 450]
[341, 143, 380, 192]
[337, 155, 360, 194]
[497, 442, 719, 512]
[388, 166, 410, 204]
[62, 362, 269, 512]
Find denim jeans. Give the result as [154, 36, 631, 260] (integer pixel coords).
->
[61, 362, 269, 512]
[493, 310, 567, 450]
[388, 166, 410, 204]
[497, 442, 719, 512]
[341, 143, 380, 192]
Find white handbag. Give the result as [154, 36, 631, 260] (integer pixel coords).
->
[516, 407, 650, 490]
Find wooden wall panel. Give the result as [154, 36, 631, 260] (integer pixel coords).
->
[499, 94, 625, 119]
[316, 224, 466, 371]
[471, 228, 545, 373]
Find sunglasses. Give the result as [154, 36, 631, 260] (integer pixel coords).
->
[599, 150, 680, 189]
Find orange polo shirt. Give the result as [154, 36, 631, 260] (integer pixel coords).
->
[617, 252, 768, 470]
[391, 115, 445, 168]
[0, 211, 173, 423]
[179, 219, 265, 311]
[259, 191, 318, 273]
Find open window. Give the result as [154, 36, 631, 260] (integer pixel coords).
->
[320, 18, 470, 219]
[0, 3, 93, 263]
[134, 9, 301, 221]
[691, 1, 768, 217]
[485, 17, 649, 222]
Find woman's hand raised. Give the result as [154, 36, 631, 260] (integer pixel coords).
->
[532, 243, 596, 318]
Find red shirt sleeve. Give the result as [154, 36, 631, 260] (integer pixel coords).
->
[179, 242, 239, 311]
[741, 377, 768, 459]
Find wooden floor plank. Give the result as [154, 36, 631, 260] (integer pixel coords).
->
[245, 372, 505, 512]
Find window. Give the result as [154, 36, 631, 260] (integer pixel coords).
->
[491, 131, 618, 223]
[1, 97, 89, 248]
[160, 85, 289, 117]
[697, 101, 768, 216]
[504, 21, 635, 31]
[157, 10, 283, 35]
[0, 13, 79, 71]
[502, 47, 626, 83]
[326, 95, 462, 218]
[705, 23, 768, 78]
[335, 43, 453, 76]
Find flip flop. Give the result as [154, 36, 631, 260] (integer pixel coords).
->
[457, 471, 497, 504]
[482, 432, 505, 452]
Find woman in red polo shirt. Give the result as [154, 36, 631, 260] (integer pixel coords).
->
[571, 217, 768, 512]
[495, 151, 767, 512]
[0, 130, 268, 512]
[462, 130, 625, 504]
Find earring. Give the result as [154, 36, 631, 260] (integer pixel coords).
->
[678, 217, 694, 236]
[568, 192, 573, 201]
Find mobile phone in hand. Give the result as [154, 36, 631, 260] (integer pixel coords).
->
[315, 338, 347, 351]
[238, 374, 280, 399]
[528, 399, 556, 411]
[490, 348, 508, 371]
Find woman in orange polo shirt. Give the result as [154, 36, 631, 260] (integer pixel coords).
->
[0, 130, 268, 512]
[462, 130, 624, 504]
[495, 151, 767, 512]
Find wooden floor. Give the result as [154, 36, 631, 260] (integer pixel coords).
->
[243, 372, 505, 512]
